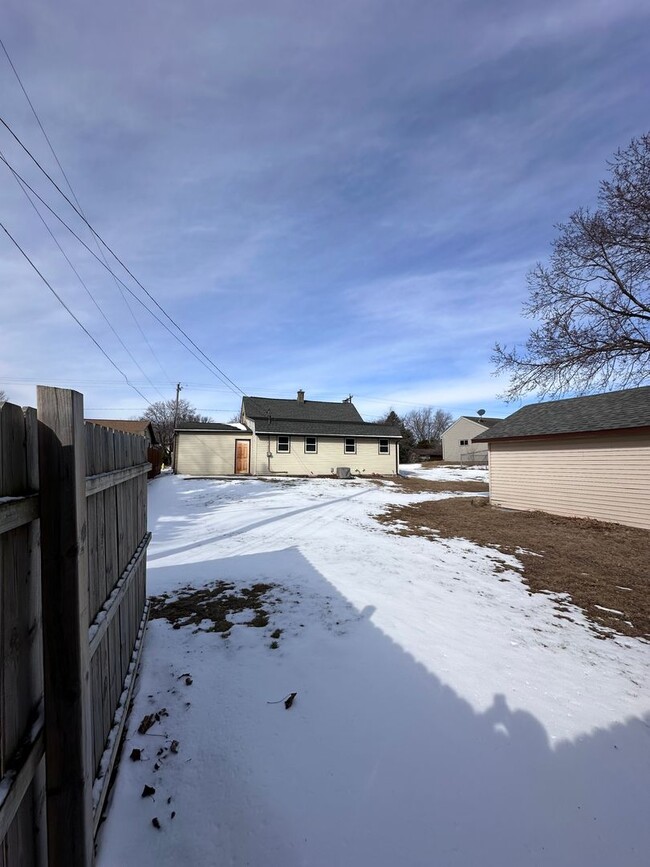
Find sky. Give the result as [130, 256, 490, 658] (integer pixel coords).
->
[1, 0, 649, 423]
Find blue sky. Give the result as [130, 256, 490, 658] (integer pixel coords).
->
[1, 0, 648, 422]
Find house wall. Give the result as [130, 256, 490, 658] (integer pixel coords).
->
[175, 432, 251, 475]
[488, 431, 650, 530]
[252, 434, 398, 475]
[441, 418, 489, 463]
[175, 431, 398, 476]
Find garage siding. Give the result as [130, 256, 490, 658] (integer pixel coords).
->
[176, 432, 249, 475]
[488, 432, 650, 530]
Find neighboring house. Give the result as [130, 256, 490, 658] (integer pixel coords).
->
[85, 418, 163, 478]
[441, 416, 503, 463]
[174, 390, 401, 476]
[473, 386, 650, 530]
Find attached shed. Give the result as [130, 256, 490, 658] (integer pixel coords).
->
[174, 422, 252, 475]
[474, 386, 650, 530]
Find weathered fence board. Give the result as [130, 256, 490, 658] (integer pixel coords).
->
[0, 403, 45, 867]
[38, 388, 94, 867]
[0, 390, 150, 867]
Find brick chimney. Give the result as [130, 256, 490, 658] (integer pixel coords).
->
[297, 389, 305, 403]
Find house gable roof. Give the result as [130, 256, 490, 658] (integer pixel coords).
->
[243, 396, 364, 423]
[474, 386, 650, 441]
[442, 415, 503, 435]
[241, 395, 400, 438]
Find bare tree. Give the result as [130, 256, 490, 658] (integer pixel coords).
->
[142, 398, 211, 458]
[402, 407, 452, 446]
[493, 132, 650, 400]
[0, 389, 7, 403]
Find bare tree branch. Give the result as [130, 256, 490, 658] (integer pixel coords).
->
[140, 398, 212, 458]
[494, 132, 650, 399]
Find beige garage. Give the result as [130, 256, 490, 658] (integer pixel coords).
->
[475, 387, 650, 530]
[174, 424, 253, 476]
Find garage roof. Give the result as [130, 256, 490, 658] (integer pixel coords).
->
[475, 386, 650, 441]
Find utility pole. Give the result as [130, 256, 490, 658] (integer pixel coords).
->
[173, 382, 182, 431]
[172, 383, 182, 472]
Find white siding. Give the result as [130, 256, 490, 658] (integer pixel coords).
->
[251, 435, 397, 476]
[175, 432, 249, 475]
[175, 431, 398, 476]
[488, 432, 650, 530]
[441, 418, 489, 463]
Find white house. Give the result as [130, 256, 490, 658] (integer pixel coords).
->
[474, 386, 650, 530]
[174, 391, 401, 476]
[441, 415, 503, 463]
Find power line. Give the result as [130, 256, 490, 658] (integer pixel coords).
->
[0, 376, 236, 392]
[0, 152, 242, 393]
[0, 113, 246, 396]
[0, 220, 151, 404]
[5, 156, 166, 401]
[0, 35, 174, 387]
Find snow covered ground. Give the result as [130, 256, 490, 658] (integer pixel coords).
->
[97, 469, 650, 867]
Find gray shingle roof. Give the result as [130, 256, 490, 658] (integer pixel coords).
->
[243, 396, 363, 423]
[241, 395, 400, 438]
[474, 386, 650, 441]
[252, 419, 401, 438]
[176, 421, 250, 432]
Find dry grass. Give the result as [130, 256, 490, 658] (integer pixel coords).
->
[385, 476, 489, 494]
[375, 497, 650, 640]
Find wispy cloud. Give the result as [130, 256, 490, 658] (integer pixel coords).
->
[2, 0, 648, 418]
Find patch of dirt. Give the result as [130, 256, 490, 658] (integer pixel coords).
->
[375, 498, 650, 640]
[379, 477, 489, 494]
[150, 581, 274, 632]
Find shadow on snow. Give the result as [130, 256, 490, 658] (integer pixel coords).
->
[134, 544, 650, 867]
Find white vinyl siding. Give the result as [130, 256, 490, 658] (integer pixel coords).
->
[175, 431, 399, 476]
[253, 436, 397, 476]
[488, 432, 650, 530]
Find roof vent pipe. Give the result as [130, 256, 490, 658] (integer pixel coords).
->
[297, 389, 305, 403]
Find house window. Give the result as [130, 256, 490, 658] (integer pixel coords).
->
[305, 436, 317, 453]
[277, 435, 290, 453]
[344, 438, 356, 454]
[459, 439, 469, 446]
[378, 438, 389, 454]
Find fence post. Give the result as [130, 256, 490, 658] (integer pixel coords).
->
[37, 387, 93, 867]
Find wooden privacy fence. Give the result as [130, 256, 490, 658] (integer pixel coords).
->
[0, 387, 151, 867]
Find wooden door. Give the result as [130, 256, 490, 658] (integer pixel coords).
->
[235, 439, 250, 474]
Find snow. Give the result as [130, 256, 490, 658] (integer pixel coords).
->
[97, 472, 650, 867]
[399, 462, 489, 483]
